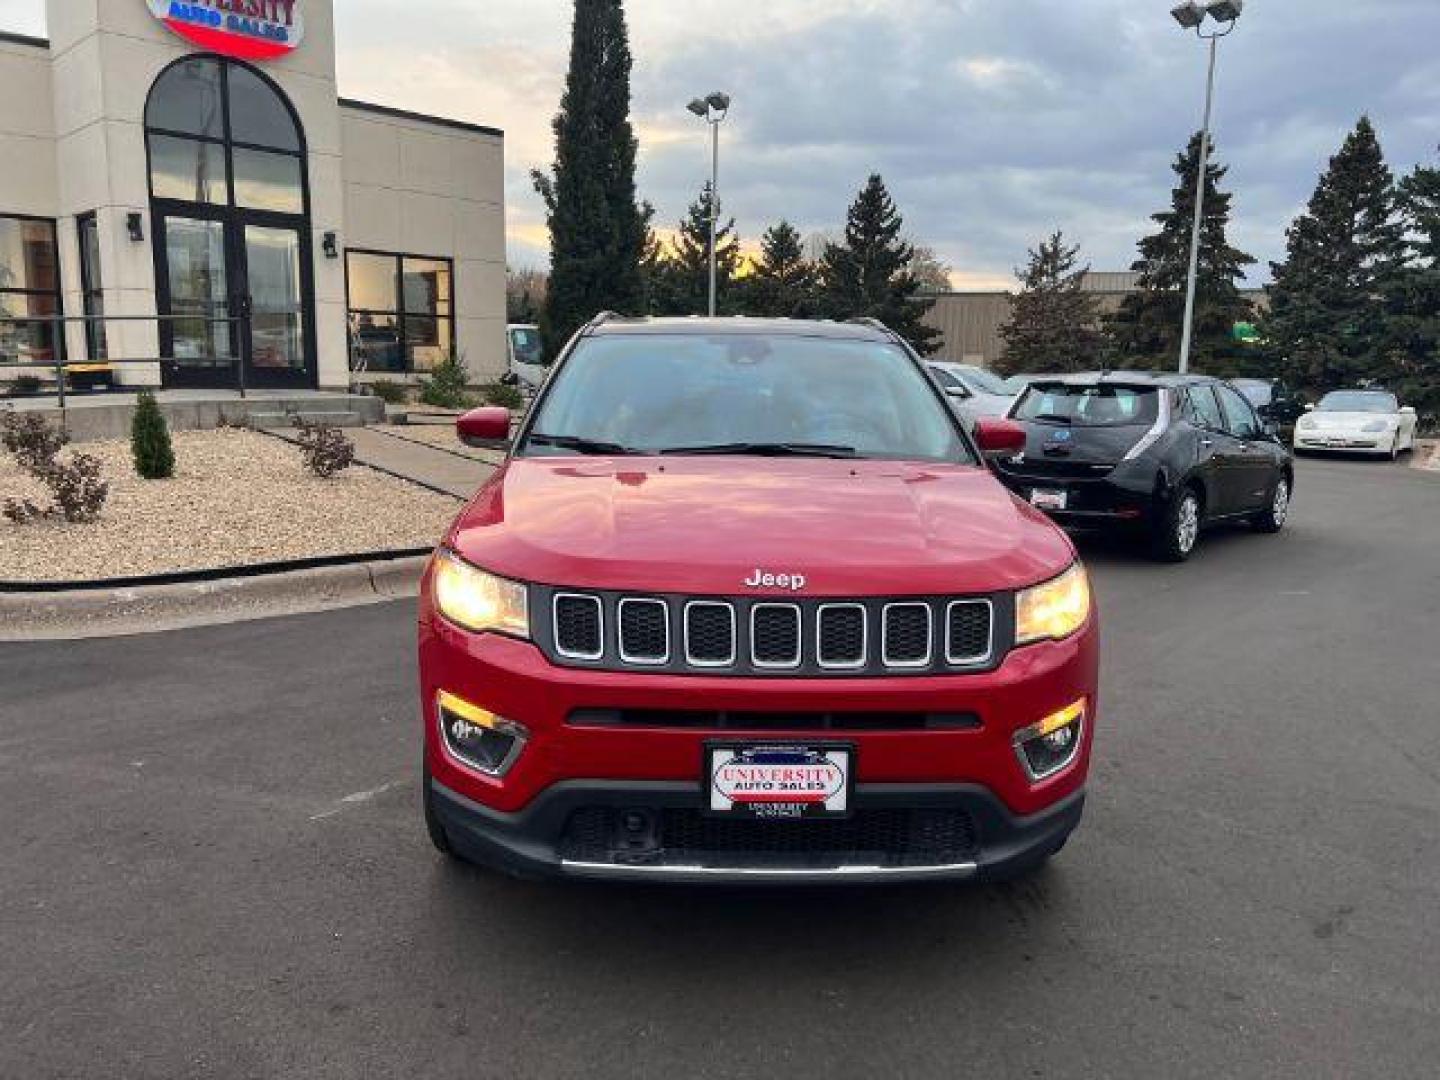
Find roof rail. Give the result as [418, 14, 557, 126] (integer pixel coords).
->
[845, 317, 890, 333]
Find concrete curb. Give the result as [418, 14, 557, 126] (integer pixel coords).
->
[1, 554, 430, 641]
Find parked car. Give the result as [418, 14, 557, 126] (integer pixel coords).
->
[1293, 389, 1419, 459]
[507, 324, 546, 390]
[996, 373, 1293, 561]
[926, 362, 1014, 422]
[420, 316, 1097, 884]
[1231, 378, 1307, 427]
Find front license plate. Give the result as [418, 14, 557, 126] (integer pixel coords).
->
[1030, 487, 1068, 511]
[706, 745, 852, 819]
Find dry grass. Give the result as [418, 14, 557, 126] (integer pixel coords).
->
[0, 429, 459, 583]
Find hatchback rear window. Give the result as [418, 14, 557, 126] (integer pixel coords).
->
[1015, 384, 1159, 428]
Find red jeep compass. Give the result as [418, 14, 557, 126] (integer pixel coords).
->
[418, 316, 1097, 883]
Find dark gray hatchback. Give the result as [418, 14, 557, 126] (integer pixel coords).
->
[993, 373, 1295, 561]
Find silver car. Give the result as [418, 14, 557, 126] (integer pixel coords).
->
[926, 362, 1016, 427]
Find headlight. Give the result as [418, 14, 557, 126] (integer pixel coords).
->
[432, 550, 529, 638]
[1361, 419, 1390, 433]
[1015, 562, 1091, 646]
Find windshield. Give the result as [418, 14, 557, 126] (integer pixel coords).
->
[1015, 384, 1160, 428]
[1318, 391, 1396, 413]
[955, 365, 1011, 396]
[509, 328, 543, 365]
[524, 333, 972, 463]
[1233, 380, 1273, 407]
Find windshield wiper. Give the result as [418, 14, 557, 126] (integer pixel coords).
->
[1031, 414, 1074, 425]
[659, 441, 858, 459]
[527, 433, 636, 455]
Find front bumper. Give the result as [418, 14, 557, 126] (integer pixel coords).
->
[1294, 434, 1387, 453]
[420, 595, 1098, 882]
[430, 775, 1084, 883]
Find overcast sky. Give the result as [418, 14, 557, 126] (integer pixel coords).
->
[4, 0, 1437, 287]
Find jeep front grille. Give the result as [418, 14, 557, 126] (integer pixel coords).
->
[535, 588, 1008, 677]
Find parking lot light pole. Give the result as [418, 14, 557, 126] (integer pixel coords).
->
[1171, 0, 1244, 374]
[686, 92, 732, 317]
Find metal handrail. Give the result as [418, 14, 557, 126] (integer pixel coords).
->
[0, 312, 248, 410]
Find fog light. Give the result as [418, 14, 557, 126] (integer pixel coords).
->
[1013, 698, 1085, 782]
[437, 690, 527, 777]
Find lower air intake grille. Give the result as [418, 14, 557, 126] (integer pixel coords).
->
[559, 807, 979, 868]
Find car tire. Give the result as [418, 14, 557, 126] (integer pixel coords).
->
[422, 764, 458, 858]
[1150, 487, 1202, 562]
[1251, 476, 1291, 534]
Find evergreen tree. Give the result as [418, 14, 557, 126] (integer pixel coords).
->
[745, 220, 818, 318]
[650, 185, 742, 316]
[531, 0, 647, 357]
[818, 175, 942, 355]
[130, 389, 175, 480]
[997, 231, 1104, 376]
[1394, 149, 1440, 419]
[1107, 132, 1255, 373]
[1264, 117, 1408, 390]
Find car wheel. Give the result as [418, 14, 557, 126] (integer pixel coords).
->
[1252, 476, 1290, 534]
[1150, 487, 1202, 562]
[422, 764, 458, 858]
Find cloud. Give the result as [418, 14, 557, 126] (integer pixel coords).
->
[4, 0, 1437, 284]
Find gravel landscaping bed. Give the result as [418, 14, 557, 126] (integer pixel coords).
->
[1, 429, 458, 583]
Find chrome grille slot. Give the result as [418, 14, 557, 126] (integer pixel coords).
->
[882, 603, 932, 668]
[553, 594, 603, 659]
[946, 600, 993, 665]
[618, 598, 669, 664]
[685, 601, 736, 667]
[817, 604, 867, 669]
[750, 603, 802, 668]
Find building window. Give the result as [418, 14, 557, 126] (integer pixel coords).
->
[0, 214, 63, 366]
[346, 251, 454, 373]
[77, 213, 107, 361]
[145, 57, 305, 215]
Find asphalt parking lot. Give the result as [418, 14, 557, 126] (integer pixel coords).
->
[3, 455, 1438, 1079]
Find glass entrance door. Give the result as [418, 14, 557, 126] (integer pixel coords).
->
[241, 224, 307, 388]
[157, 214, 314, 390]
[158, 215, 235, 387]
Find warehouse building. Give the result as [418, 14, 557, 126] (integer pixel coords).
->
[921, 272, 1266, 368]
[0, 0, 506, 394]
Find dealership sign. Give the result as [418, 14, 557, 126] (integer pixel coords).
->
[147, 1, 304, 62]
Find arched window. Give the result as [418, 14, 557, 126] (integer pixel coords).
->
[145, 56, 306, 215]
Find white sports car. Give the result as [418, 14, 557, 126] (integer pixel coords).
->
[1293, 390, 1419, 459]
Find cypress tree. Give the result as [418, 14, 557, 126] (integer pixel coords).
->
[1395, 150, 1440, 419]
[130, 389, 175, 480]
[745, 220, 818, 318]
[818, 175, 942, 355]
[997, 231, 1104, 377]
[652, 186, 742, 316]
[1107, 132, 1255, 373]
[531, 0, 646, 357]
[1264, 117, 1408, 390]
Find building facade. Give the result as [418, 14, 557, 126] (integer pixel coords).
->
[921, 273, 1265, 368]
[0, 0, 506, 393]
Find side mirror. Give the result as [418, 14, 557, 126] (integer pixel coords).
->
[1304, 403, 1316, 412]
[457, 406, 512, 448]
[1400, 406, 1416, 416]
[973, 417, 1027, 456]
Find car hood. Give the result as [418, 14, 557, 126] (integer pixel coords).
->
[447, 457, 1075, 596]
[1304, 411, 1396, 430]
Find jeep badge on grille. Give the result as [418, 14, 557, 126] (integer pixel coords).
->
[743, 569, 807, 592]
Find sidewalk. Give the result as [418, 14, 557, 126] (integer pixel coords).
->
[337, 425, 501, 499]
